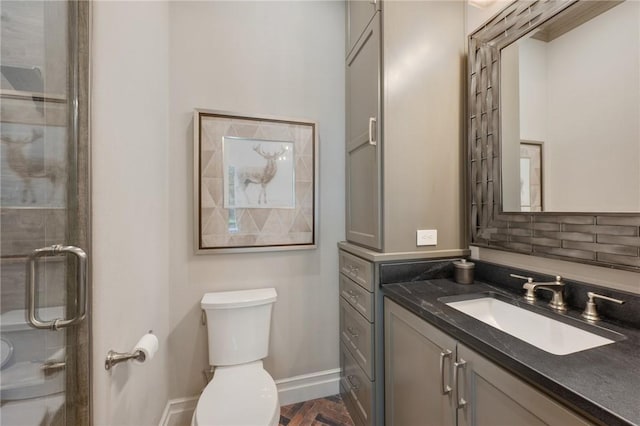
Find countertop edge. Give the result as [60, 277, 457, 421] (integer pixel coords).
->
[337, 241, 470, 262]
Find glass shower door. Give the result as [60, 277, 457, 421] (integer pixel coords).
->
[0, 1, 90, 425]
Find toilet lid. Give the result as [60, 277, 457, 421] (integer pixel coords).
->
[195, 362, 279, 426]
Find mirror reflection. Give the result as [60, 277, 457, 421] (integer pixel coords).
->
[500, 0, 639, 213]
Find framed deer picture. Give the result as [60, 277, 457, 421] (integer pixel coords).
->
[193, 109, 318, 253]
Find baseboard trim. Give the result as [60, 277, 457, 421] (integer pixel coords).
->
[158, 396, 198, 426]
[275, 368, 341, 406]
[159, 368, 340, 426]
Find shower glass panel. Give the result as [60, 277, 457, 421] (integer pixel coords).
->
[0, 1, 90, 425]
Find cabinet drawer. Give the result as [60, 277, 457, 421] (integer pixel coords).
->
[341, 343, 374, 426]
[340, 298, 374, 379]
[339, 251, 374, 291]
[341, 383, 366, 426]
[340, 274, 374, 322]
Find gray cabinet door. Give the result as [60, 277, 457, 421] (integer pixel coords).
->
[346, 0, 380, 56]
[384, 299, 457, 426]
[346, 14, 382, 250]
[457, 344, 594, 426]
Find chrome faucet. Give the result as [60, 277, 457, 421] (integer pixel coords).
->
[510, 274, 567, 312]
[581, 292, 625, 322]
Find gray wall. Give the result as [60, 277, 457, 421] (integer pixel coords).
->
[92, 2, 171, 424]
[92, 1, 345, 421]
[167, 1, 346, 399]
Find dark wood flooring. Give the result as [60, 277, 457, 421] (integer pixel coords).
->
[279, 395, 355, 426]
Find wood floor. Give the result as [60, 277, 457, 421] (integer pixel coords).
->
[279, 395, 355, 426]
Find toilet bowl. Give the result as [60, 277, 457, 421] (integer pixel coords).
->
[0, 307, 65, 401]
[192, 361, 279, 426]
[193, 288, 279, 426]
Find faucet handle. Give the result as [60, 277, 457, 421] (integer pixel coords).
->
[511, 274, 537, 302]
[510, 273, 533, 283]
[581, 292, 625, 322]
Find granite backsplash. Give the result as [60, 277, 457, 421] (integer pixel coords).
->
[379, 258, 640, 329]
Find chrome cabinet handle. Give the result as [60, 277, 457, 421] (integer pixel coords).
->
[439, 349, 453, 395]
[454, 359, 467, 409]
[27, 245, 88, 330]
[347, 374, 360, 391]
[368, 117, 377, 146]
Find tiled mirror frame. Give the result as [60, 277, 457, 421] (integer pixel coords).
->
[468, 0, 640, 272]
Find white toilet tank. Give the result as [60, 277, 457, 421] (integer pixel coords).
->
[201, 288, 277, 367]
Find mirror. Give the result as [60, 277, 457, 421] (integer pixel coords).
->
[468, 0, 640, 272]
[500, 0, 639, 212]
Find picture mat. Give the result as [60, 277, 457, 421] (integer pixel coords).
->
[222, 137, 295, 209]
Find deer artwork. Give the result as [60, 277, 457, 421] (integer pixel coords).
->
[0, 127, 64, 204]
[236, 144, 287, 206]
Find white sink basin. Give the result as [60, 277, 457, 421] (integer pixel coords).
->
[445, 296, 620, 355]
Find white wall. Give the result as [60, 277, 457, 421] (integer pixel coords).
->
[91, 1, 170, 424]
[544, 1, 640, 211]
[504, 2, 640, 212]
[167, 1, 345, 399]
[517, 38, 547, 143]
[466, 0, 640, 295]
[500, 42, 521, 212]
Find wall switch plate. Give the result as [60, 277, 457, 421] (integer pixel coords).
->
[417, 229, 437, 246]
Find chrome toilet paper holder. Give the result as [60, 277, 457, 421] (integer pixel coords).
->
[104, 330, 153, 371]
[105, 349, 145, 370]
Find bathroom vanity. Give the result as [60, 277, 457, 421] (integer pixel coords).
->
[341, 0, 640, 425]
[381, 261, 640, 426]
[386, 299, 594, 426]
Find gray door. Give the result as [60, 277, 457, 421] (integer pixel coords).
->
[346, 0, 380, 57]
[457, 344, 593, 426]
[346, 13, 382, 250]
[0, 1, 90, 424]
[385, 299, 457, 426]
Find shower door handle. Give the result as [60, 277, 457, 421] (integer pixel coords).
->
[27, 245, 88, 330]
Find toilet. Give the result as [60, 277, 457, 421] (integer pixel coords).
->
[193, 288, 280, 426]
[0, 306, 66, 425]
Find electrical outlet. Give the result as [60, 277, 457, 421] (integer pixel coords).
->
[417, 229, 437, 246]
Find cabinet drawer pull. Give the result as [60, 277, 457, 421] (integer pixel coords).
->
[346, 326, 359, 338]
[439, 349, 452, 395]
[347, 374, 360, 391]
[346, 289, 359, 302]
[454, 359, 467, 409]
[368, 117, 377, 146]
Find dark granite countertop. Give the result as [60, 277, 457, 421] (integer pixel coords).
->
[382, 279, 640, 426]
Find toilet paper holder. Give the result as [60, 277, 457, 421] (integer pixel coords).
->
[104, 331, 155, 371]
[105, 349, 145, 370]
